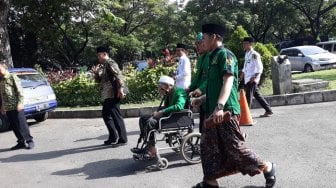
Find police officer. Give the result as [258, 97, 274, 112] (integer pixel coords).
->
[92, 46, 128, 146]
[241, 37, 273, 117]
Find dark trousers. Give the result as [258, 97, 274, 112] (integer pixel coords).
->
[102, 98, 127, 143]
[244, 82, 272, 113]
[199, 107, 205, 134]
[139, 115, 159, 146]
[6, 110, 33, 143]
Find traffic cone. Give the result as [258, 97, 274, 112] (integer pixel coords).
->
[239, 89, 254, 126]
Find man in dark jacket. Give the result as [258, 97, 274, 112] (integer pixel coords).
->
[92, 46, 127, 146]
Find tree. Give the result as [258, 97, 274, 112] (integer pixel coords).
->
[10, 0, 96, 68]
[0, 0, 13, 67]
[284, 0, 336, 40]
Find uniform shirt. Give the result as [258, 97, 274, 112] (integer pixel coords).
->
[206, 47, 240, 116]
[94, 58, 125, 100]
[242, 49, 263, 84]
[162, 87, 187, 115]
[175, 54, 191, 89]
[0, 73, 24, 111]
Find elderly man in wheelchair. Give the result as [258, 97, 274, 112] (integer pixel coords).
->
[131, 75, 201, 169]
[131, 75, 187, 157]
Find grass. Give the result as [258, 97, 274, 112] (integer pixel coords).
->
[260, 69, 336, 96]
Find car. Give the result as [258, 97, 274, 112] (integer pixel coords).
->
[316, 40, 336, 54]
[280, 45, 336, 72]
[0, 68, 58, 131]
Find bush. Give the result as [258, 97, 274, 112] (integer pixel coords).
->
[52, 73, 101, 107]
[226, 26, 249, 69]
[254, 43, 273, 84]
[123, 65, 176, 104]
[51, 65, 176, 106]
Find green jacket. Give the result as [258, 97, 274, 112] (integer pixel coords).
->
[162, 87, 187, 115]
[189, 53, 210, 94]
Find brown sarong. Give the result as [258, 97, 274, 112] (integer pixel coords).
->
[201, 115, 267, 180]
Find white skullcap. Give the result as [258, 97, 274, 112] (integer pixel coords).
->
[158, 75, 175, 86]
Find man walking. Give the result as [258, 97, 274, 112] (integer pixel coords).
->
[192, 24, 276, 188]
[187, 33, 209, 133]
[241, 37, 273, 117]
[0, 64, 34, 150]
[92, 46, 127, 146]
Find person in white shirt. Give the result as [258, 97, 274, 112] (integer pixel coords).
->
[240, 37, 273, 117]
[175, 43, 191, 89]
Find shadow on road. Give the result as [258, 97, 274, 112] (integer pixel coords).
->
[73, 130, 141, 143]
[52, 152, 195, 179]
[0, 144, 113, 162]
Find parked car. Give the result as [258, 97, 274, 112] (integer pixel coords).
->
[0, 68, 58, 132]
[316, 40, 336, 54]
[280, 45, 336, 72]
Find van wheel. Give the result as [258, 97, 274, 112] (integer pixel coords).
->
[0, 114, 10, 132]
[34, 112, 48, 122]
[304, 64, 313, 72]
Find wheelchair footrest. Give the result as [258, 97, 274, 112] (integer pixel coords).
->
[133, 153, 156, 161]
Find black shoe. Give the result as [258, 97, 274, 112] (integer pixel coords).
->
[264, 163, 276, 188]
[117, 140, 127, 144]
[26, 141, 35, 149]
[103, 140, 118, 145]
[10, 142, 27, 150]
[111, 140, 127, 147]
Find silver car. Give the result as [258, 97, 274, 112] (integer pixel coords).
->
[280, 45, 336, 72]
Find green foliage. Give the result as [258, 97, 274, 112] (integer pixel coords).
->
[52, 73, 101, 107]
[123, 65, 176, 104]
[254, 43, 273, 84]
[264, 43, 279, 56]
[52, 65, 175, 106]
[226, 26, 249, 68]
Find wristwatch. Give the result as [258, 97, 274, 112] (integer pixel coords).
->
[217, 103, 224, 110]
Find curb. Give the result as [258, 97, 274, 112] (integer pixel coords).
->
[49, 89, 336, 119]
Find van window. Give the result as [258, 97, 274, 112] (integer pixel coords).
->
[333, 44, 336, 52]
[16, 73, 48, 88]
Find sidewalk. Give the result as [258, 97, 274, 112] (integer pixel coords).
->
[49, 89, 336, 119]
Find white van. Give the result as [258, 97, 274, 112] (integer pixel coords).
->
[0, 68, 58, 132]
[316, 40, 336, 54]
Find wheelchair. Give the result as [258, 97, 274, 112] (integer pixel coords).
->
[132, 109, 201, 170]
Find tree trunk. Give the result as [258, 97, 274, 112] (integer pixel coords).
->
[0, 0, 13, 67]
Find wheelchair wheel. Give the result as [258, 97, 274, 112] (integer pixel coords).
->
[157, 158, 169, 170]
[181, 132, 201, 164]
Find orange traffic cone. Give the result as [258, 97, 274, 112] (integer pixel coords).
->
[239, 89, 254, 126]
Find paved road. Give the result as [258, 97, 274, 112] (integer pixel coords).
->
[1, 102, 336, 188]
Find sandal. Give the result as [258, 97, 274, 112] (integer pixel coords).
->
[192, 181, 219, 188]
[264, 163, 276, 188]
